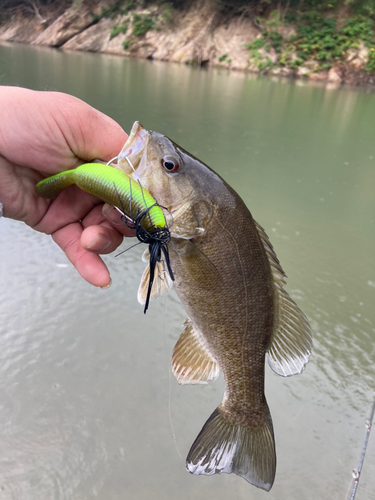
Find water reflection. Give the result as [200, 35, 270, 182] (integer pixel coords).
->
[0, 42, 374, 499]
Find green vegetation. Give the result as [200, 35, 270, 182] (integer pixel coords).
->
[94, 1, 174, 43]
[102, 1, 135, 19]
[213, 0, 375, 18]
[122, 39, 132, 50]
[132, 12, 156, 36]
[122, 1, 136, 14]
[218, 53, 233, 63]
[89, 1, 135, 23]
[110, 22, 128, 39]
[245, 13, 375, 74]
[366, 46, 375, 70]
[160, 1, 175, 25]
[90, 12, 101, 23]
[218, 53, 228, 61]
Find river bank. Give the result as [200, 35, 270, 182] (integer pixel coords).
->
[1, 0, 375, 86]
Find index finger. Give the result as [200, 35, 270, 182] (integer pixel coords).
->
[52, 222, 112, 288]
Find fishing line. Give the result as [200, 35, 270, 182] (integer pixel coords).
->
[112, 182, 137, 233]
[128, 175, 133, 223]
[137, 178, 153, 230]
[162, 292, 182, 459]
[115, 241, 143, 258]
[112, 182, 130, 225]
[110, 182, 175, 314]
[347, 394, 375, 500]
[168, 352, 182, 459]
[133, 206, 175, 313]
[188, 239, 220, 276]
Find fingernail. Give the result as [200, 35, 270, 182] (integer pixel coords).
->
[101, 277, 112, 290]
[102, 204, 113, 216]
[103, 206, 125, 226]
[87, 232, 111, 252]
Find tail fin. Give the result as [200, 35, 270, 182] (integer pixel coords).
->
[35, 170, 75, 199]
[186, 406, 276, 491]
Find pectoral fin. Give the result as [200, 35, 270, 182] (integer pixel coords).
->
[170, 223, 205, 239]
[137, 260, 173, 305]
[141, 248, 150, 262]
[172, 319, 219, 385]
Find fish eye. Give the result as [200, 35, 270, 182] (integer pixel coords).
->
[161, 157, 180, 173]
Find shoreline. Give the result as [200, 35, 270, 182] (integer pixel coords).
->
[1, 1, 374, 87]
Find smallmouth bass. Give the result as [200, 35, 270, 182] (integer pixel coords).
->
[116, 122, 312, 491]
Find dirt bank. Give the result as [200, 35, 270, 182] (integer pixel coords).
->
[1, 0, 374, 86]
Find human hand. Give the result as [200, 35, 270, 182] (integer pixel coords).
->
[0, 86, 132, 288]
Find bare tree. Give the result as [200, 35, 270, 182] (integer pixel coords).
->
[23, 0, 47, 24]
[0, 0, 62, 24]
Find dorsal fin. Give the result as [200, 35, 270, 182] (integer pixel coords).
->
[255, 221, 312, 377]
[172, 319, 219, 385]
[255, 221, 286, 286]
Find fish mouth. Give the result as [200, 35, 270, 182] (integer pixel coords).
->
[117, 121, 149, 178]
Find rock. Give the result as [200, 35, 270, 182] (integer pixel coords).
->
[358, 42, 368, 63]
[309, 71, 328, 81]
[260, 47, 278, 64]
[271, 67, 292, 76]
[34, 6, 95, 47]
[346, 49, 357, 63]
[0, 18, 36, 43]
[346, 41, 368, 69]
[62, 17, 114, 53]
[297, 66, 310, 77]
[327, 67, 342, 83]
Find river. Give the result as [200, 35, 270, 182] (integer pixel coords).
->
[0, 42, 374, 500]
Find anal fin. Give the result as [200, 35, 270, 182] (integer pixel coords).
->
[172, 319, 219, 385]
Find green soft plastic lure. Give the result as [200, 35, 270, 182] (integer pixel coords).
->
[35, 162, 174, 313]
[35, 162, 166, 230]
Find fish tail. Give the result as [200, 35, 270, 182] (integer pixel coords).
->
[186, 404, 276, 491]
[35, 170, 76, 199]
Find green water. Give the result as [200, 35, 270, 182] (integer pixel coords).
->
[0, 42, 374, 500]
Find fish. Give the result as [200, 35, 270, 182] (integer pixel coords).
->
[115, 122, 312, 491]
